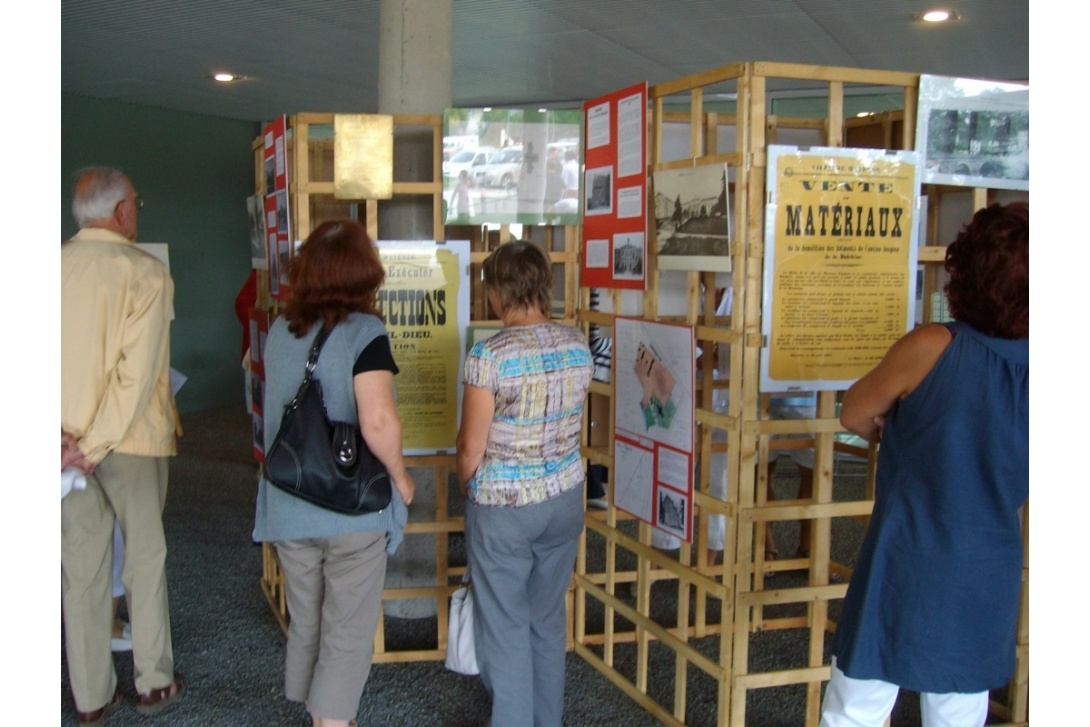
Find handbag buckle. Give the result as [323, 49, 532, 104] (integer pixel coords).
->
[333, 422, 358, 466]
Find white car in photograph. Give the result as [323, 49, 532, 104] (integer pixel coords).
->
[443, 146, 497, 180]
[474, 146, 523, 189]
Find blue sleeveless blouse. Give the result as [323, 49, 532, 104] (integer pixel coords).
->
[831, 320, 1028, 693]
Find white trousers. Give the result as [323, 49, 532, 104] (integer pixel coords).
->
[820, 658, 989, 727]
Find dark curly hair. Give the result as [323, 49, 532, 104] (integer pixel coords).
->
[482, 240, 553, 316]
[944, 201, 1028, 339]
[283, 220, 385, 337]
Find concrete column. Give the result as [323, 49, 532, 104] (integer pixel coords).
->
[378, 0, 452, 114]
[378, 0, 452, 618]
[378, 0, 452, 242]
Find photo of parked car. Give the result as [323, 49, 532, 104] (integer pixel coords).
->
[474, 146, 523, 189]
[443, 134, 480, 161]
[443, 146, 497, 181]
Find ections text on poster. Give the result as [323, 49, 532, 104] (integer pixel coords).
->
[376, 241, 470, 452]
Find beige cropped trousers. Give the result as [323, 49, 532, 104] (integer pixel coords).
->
[276, 530, 387, 721]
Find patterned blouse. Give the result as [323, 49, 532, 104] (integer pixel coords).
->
[463, 321, 593, 507]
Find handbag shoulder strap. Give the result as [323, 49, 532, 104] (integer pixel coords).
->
[305, 323, 333, 375]
[288, 323, 333, 407]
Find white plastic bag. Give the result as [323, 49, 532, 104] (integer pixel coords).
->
[61, 467, 87, 499]
[445, 580, 478, 675]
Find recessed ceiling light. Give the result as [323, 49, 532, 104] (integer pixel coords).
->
[538, 108, 547, 113]
[921, 9, 956, 22]
[213, 73, 242, 82]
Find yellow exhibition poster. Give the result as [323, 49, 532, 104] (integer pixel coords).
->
[764, 146, 919, 388]
[377, 244, 465, 450]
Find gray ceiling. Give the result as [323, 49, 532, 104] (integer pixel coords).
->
[61, 0, 1029, 123]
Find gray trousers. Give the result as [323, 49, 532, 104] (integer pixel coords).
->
[276, 530, 387, 721]
[61, 452, 174, 711]
[466, 483, 584, 727]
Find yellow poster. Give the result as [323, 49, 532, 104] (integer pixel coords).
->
[762, 146, 920, 389]
[377, 244, 466, 451]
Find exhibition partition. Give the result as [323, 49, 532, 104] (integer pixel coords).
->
[250, 61, 1028, 726]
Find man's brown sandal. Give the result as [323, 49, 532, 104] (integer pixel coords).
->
[135, 673, 186, 716]
[77, 688, 122, 726]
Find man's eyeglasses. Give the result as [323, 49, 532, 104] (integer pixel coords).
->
[118, 195, 144, 213]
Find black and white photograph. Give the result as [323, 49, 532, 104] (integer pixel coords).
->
[267, 234, 279, 296]
[252, 414, 265, 455]
[264, 156, 275, 196]
[656, 488, 688, 541]
[278, 239, 291, 287]
[652, 163, 731, 272]
[249, 374, 263, 416]
[275, 190, 289, 233]
[584, 165, 613, 215]
[612, 233, 644, 279]
[915, 74, 1028, 192]
[248, 320, 261, 363]
[246, 194, 267, 268]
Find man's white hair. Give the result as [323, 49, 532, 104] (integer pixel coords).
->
[71, 167, 131, 227]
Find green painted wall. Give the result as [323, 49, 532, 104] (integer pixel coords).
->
[62, 93, 259, 413]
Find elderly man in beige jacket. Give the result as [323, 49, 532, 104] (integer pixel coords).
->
[61, 167, 185, 725]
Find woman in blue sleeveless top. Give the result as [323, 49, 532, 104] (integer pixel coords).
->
[821, 202, 1028, 727]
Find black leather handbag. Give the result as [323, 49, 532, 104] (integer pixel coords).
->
[263, 324, 392, 515]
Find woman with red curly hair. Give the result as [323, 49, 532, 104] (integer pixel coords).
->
[821, 202, 1028, 727]
[254, 220, 415, 727]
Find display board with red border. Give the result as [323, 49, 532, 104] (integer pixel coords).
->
[249, 308, 270, 462]
[581, 83, 648, 290]
[612, 317, 695, 542]
[262, 115, 292, 301]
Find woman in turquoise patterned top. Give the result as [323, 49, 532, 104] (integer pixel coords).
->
[457, 240, 593, 727]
